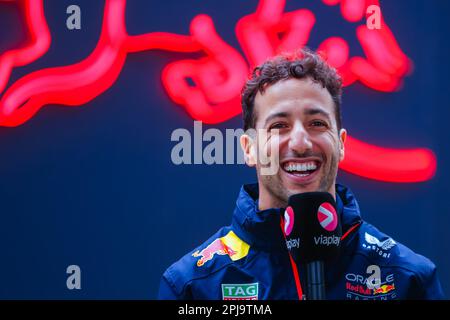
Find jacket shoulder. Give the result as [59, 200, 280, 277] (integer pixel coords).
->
[352, 222, 445, 299]
[356, 222, 437, 277]
[160, 226, 251, 298]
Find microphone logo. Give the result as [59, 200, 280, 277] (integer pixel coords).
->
[284, 206, 294, 236]
[317, 203, 338, 232]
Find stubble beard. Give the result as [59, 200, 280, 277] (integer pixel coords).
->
[258, 149, 339, 208]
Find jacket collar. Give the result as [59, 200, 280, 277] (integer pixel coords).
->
[231, 183, 362, 250]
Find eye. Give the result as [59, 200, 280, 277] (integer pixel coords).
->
[310, 120, 328, 128]
[269, 122, 288, 130]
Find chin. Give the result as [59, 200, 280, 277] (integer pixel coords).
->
[284, 182, 320, 195]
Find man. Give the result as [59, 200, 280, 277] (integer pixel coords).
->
[158, 49, 444, 300]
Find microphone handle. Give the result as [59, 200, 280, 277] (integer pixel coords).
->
[306, 261, 326, 300]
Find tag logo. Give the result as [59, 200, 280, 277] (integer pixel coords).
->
[221, 283, 258, 300]
[284, 206, 294, 236]
[317, 202, 338, 231]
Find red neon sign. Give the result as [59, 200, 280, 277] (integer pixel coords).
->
[0, 0, 436, 183]
[0, 0, 50, 95]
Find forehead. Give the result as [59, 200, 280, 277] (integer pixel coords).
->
[254, 78, 335, 123]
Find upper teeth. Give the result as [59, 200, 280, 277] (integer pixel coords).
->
[284, 162, 317, 172]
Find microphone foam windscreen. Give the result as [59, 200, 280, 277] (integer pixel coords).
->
[282, 192, 342, 264]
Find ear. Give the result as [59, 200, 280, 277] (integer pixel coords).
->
[338, 128, 347, 162]
[240, 133, 257, 167]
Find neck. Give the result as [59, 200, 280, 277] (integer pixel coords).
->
[258, 187, 286, 211]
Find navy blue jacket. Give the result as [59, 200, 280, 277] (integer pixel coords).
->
[158, 184, 445, 300]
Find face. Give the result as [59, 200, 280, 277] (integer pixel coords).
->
[240, 78, 346, 210]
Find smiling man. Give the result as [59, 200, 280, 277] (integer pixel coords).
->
[240, 62, 345, 209]
[158, 49, 444, 300]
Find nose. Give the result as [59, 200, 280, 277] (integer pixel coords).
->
[288, 122, 312, 155]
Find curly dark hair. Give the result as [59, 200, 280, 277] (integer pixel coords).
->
[241, 49, 343, 131]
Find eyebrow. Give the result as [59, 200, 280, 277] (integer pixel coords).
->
[304, 108, 332, 121]
[263, 108, 331, 127]
[263, 112, 289, 127]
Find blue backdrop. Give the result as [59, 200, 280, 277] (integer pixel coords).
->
[0, 0, 448, 299]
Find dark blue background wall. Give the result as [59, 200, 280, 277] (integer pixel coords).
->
[0, 0, 448, 299]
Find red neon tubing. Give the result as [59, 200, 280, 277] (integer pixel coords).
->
[0, 0, 51, 94]
[0, 0, 437, 183]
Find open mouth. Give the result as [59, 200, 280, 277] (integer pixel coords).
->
[281, 160, 321, 178]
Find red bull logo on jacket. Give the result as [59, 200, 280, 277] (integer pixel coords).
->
[373, 284, 396, 295]
[345, 271, 397, 300]
[192, 231, 249, 267]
